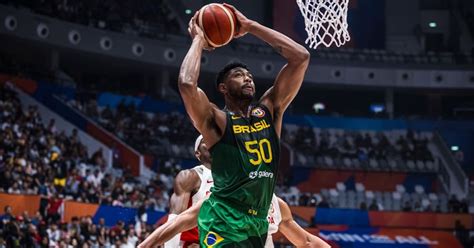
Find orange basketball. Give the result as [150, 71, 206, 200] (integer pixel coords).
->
[197, 3, 237, 48]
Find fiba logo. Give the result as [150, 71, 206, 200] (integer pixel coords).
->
[251, 107, 265, 118]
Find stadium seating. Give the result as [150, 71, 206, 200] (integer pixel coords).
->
[284, 125, 437, 173]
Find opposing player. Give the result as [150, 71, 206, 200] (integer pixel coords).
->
[138, 195, 331, 248]
[180, 3, 309, 246]
[162, 135, 211, 247]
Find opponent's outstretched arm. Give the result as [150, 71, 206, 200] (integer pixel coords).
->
[137, 200, 203, 248]
[278, 198, 331, 248]
[138, 170, 199, 248]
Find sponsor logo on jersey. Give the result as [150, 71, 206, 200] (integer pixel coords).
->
[232, 119, 271, 134]
[231, 115, 241, 120]
[248, 170, 274, 179]
[204, 231, 224, 247]
[251, 107, 265, 118]
[267, 215, 275, 224]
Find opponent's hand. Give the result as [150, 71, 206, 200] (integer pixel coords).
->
[188, 11, 214, 51]
[223, 3, 255, 38]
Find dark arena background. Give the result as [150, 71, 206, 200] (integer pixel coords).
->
[0, 0, 474, 247]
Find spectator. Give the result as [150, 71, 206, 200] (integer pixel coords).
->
[91, 148, 106, 167]
[299, 193, 310, 206]
[87, 169, 102, 188]
[318, 197, 330, 208]
[1, 206, 14, 226]
[454, 220, 469, 245]
[52, 156, 68, 190]
[70, 128, 80, 145]
[402, 201, 412, 212]
[136, 205, 147, 226]
[4, 215, 21, 247]
[47, 119, 57, 134]
[448, 194, 461, 213]
[368, 200, 379, 211]
[46, 223, 61, 246]
[45, 194, 63, 223]
[67, 217, 81, 237]
[413, 201, 423, 212]
[22, 224, 40, 247]
[125, 229, 139, 248]
[111, 220, 125, 236]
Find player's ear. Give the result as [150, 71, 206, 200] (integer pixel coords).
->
[217, 82, 227, 94]
[195, 150, 201, 161]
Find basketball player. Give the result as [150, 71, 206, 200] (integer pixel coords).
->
[138, 194, 331, 248]
[161, 135, 211, 248]
[180, 3, 309, 247]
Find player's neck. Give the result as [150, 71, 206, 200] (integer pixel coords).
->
[202, 162, 211, 170]
[224, 99, 253, 117]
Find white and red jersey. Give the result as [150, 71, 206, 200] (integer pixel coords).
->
[180, 165, 213, 246]
[265, 194, 282, 248]
[190, 165, 213, 204]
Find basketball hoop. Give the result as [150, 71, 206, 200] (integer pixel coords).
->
[296, 0, 350, 49]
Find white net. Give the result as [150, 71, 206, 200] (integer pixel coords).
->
[296, 0, 350, 49]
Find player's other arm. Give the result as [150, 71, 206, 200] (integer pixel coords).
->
[139, 170, 199, 248]
[137, 199, 204, 248]
[224, 4, 309, 132]
[157, 199, 203, 245]
[277, 198, 331, 248]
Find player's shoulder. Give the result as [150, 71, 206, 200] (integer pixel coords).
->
[175, 168, 199, 181]
[174, 168, 201, 191]
[192, 165, 204, 173]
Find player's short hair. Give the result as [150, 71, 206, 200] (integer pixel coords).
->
[215, 62, 250, 89]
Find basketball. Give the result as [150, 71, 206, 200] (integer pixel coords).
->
[197, 3, 237, 48]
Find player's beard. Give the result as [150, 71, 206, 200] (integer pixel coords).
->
[228, 86, 254, 101]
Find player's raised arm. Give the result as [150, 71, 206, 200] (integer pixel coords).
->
[178, 13, 218, 133]
[277, 198, 331, 248]
[224, 4, 310, 135]
[179, 13, 226, 147]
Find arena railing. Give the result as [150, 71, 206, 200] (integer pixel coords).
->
[433, 132, 469, 197]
